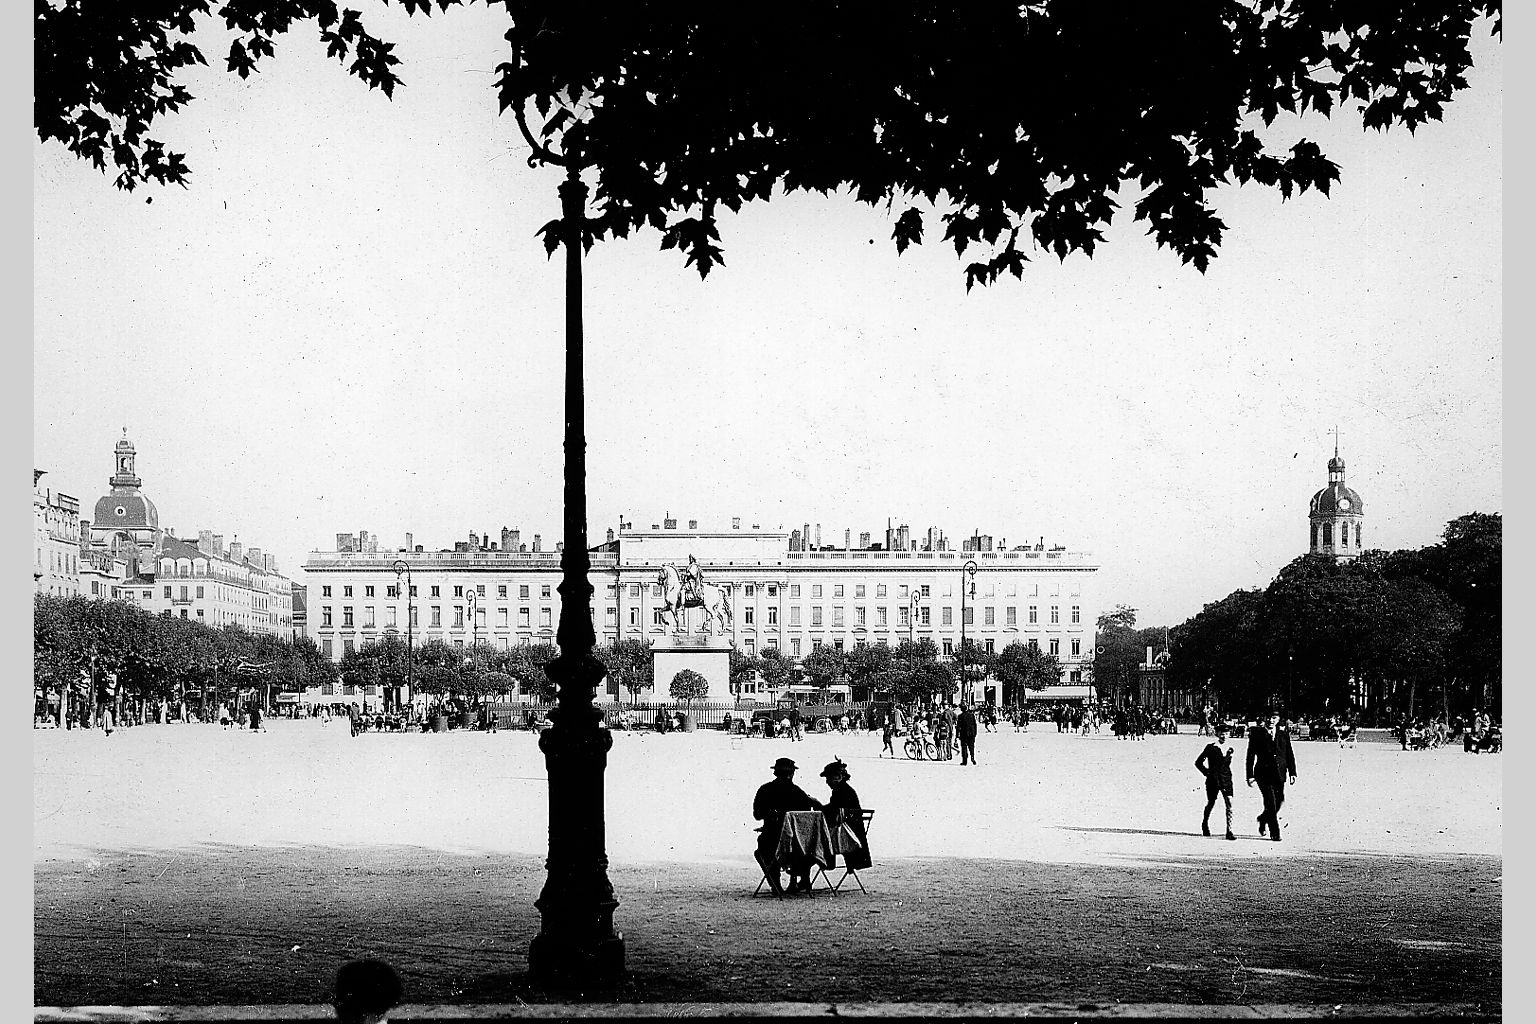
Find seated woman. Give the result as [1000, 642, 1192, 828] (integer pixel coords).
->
[819, 759, 871, 872]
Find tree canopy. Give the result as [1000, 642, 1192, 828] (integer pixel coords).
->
[37, 1, 1500, 287]
[596, 638, 654, 704]
[33, 594, 339, 715]
[667, 668, 708, 706]
[1164, 514, 1498, 720]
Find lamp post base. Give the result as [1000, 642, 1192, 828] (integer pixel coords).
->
[527, 931, 626, 985]
[527, 687, 625, 985]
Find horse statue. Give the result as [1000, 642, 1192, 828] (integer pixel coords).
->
[657, 563, 733, 635]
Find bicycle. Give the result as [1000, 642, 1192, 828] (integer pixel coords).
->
[903, 733, 937, 760]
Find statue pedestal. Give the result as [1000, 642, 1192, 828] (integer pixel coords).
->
[652, 635, 733, 704]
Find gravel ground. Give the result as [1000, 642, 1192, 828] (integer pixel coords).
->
[34, 720, 1502, 1008]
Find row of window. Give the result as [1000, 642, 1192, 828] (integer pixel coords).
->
[1314, 522, 1363, 547]
[317, 633, 1082, 661]
[320, 605, 557, 629]
[318, 600, 1083, 632]
[43, 549, 78, 575]
[320, 583, 554, 601]
[780, 604, 1079, 627]
[161, 584, 273, 610]
[316, 579, 1081, 602]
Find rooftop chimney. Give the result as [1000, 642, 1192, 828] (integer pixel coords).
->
[732, 517, 741, 530]
[533, 534, 542, 552]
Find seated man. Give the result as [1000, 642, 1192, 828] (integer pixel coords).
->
[753, 757, 822, 895]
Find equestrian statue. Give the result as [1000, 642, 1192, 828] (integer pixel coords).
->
[657, 556, 733, 635]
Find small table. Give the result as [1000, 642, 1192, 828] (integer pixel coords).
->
[775, 810, 836, 876]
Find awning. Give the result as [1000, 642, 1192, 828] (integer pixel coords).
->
[1025, 685, 1095, 700]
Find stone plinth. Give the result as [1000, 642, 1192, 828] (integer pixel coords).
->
[651, 635, 733, 703]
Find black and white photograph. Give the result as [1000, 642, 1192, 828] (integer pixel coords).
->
[30, 4, 1504, 1021]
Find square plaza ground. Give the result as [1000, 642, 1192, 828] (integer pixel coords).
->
[34, 721, 1501, 1010]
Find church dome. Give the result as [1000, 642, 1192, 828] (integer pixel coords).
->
[93, 493, 160, 529]
[1310, 484, 1362, 516]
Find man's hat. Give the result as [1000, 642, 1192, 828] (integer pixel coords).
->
[820, 758, 849, 779]
[772, 757, 797, 772]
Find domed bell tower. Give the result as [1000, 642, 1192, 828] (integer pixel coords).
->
[1308, 432, 1364, 561]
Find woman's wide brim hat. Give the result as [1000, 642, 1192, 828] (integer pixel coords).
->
[820, 758, 849, 779]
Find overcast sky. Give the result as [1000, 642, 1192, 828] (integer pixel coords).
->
[32, 7, 1502, 626]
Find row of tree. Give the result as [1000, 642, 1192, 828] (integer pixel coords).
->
[1158, 513, 1501, 721]
[728, 638, 1063, 707]
[33, 591, 1071, 721]
[33, 594, 337, 723]
[334, 635, 666, 707]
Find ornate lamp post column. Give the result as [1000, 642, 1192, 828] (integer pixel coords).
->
[959, 560, 977, 706]
[467, 589, 479, 669]
[527, 166, 624, 981]
[393, 560, 414, 713]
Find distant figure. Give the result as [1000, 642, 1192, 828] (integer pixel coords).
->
[880, 716, 895, 758]
[333, 957, 403, 1024]
[932, 711, 952, 760]
[1195, 726, 1237, 840]
[249, 704, 263, 732]
[1246, 711, 1297, 841]
[957, 704, 979, 766]
[753, 757, 821, 896]
[347, 703, 360, 738]
[788, 705, 803, 742]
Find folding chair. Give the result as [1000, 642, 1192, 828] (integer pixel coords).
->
[830, 809, 875, 894]
[753, 847, 784, 899]
[752, 822, 790, 899]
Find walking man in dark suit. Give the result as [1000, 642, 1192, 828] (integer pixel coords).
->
[1246, 711, 1297, 841]
[957, 704, 979, 765]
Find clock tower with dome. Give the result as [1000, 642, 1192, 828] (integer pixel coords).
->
[1308, 434, 1363, 561]
[88, 429, 163, 575]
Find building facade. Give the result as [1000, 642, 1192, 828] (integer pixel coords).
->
[303, 518, 1099, 702]
[1308, 443, 1364, 560]
[150, 534, 295, 637]
[33, 470, 83, 597]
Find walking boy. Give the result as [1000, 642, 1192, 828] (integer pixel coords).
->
[1195, 726, 1237, 840]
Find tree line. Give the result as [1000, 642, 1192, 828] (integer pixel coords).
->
[1162, 513, 1501, 722]
[33, 593, 337, 725]
[728, 638, 1063, 707]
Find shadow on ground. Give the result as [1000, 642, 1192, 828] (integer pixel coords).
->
[35, 845, 1500, 1008]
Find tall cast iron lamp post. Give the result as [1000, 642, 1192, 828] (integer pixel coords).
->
[524, 163, 624, 981]
[393, 560, 414, 713]
[467, 589, 479, 673]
